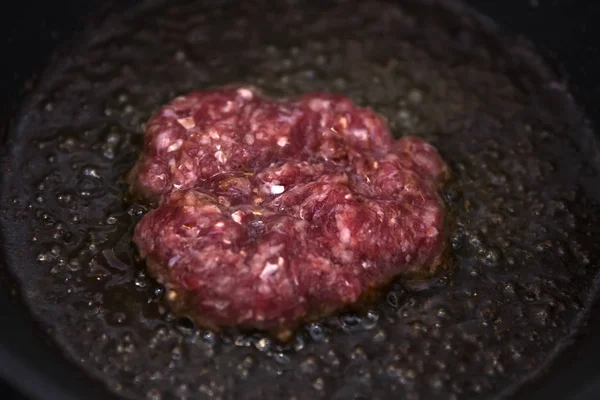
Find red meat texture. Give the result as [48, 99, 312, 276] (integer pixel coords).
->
[130, 86, 448, 337]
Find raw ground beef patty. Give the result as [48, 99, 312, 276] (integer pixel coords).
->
[129, 86, 448, 338]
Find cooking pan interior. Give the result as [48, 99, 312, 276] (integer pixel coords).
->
[2, 1, 600, 399]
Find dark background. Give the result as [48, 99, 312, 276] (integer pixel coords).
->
[1, 0, 600, 399]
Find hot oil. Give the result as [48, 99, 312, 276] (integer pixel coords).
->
[2, 0, 600, 399]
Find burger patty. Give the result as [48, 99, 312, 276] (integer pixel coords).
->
[129, 86, 448, 338]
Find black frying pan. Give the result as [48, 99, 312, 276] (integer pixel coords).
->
[2, 1, 600, 399]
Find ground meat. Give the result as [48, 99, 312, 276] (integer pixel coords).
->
[130, 86, 448, 339]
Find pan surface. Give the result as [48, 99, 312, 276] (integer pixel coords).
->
[2, 0, 600, 399]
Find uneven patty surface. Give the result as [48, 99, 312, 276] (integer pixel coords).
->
[130, 86, 448, 338]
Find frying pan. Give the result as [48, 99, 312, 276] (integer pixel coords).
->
[1, 0, 600, 399]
